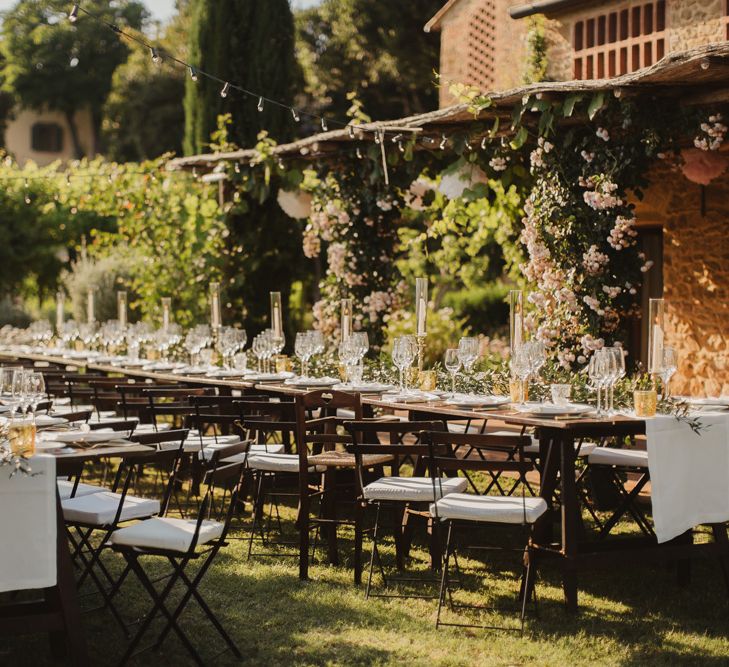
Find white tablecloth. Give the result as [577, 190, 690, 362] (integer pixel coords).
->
[646, 413, 729, 543]
[0, 454, 57, 592]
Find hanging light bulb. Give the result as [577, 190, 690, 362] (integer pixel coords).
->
[398, 140, 404, 153]
[348, 125, 355, 139]
[439, 134, 447, 150]
[356, 147, 363, 159]
[465, 139, 472, 151]
[220, 82, 230, 98]
[25, 195, 31, 205]
[188, 65, 198, 82]
[69, 3, 79, 23]
[257, 96, 264, 112]
[391, 133, 402, 143]
[291, 108, 300, 122]
[481, 137, 487, 149]
[23, 178, 29, 189]
[374, 132, 381, 145]
[150, 47, 160, 64]
[277, 158, 285, 169]
[65, 174, 71, 186]
[321, 117, 328, 131]
[234, 162, 241, 174]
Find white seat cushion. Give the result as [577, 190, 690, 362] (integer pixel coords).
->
[62, 491, 160, 526]
[110, 516, 223, 553]
[431, 493, 548, 524]
[57, 479, 105, 501]
[588, 447, 648, 468]
[363, 476, 468, 502]
[246, 453, 324, 473]
[221, 443, 286, 464]
[524, 438, 596, 457]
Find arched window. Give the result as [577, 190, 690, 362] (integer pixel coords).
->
[31, 122, 64, 153]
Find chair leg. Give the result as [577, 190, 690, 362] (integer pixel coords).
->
[119, 553, 201, 667]
[365, 503, 382, 598]
[161, 556, 242, 660]
[354, 500, 364, 585]
[299, 479, 310, 581]
[712, 524, 729, 600]
[436, 521, 452, 628]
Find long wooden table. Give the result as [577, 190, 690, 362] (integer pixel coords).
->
[7, 349, 729, 612]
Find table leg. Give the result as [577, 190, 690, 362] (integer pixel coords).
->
[559, 436, 580, 612]
[53, 491, 89, 666]
[711, 523, 729, 598]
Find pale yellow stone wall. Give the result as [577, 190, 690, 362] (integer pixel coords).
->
[4, 106, 96, 166]
[633, 163, 729, 396]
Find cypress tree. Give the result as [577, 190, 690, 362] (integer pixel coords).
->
[184, 0, 296, 154]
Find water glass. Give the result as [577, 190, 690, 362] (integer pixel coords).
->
[550, 384, 571, 406]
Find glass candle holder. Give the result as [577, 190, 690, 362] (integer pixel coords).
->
[418, 370, 437, 391]
[9, 417, 36, 457]
[634, 389, 657, 418]
[550, 383, 571, 406]
[341, 298, 353, 342]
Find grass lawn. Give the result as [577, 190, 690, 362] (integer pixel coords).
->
[3, 479, 729, 666]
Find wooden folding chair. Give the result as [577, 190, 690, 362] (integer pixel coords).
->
[110, 442, 249, 665]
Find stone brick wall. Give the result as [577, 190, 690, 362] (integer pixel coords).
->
[436, 0, 529, 107]
[633, 162, 729, 396]
[543, 0, 727, 82]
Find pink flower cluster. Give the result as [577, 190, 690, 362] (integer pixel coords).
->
[489, 156, 508, 172]
[694, 114, 727, 151]
[582, 244, 609, 275]
[529, 137, 554, 172]
[327, 242, 347, 278]
[364, 290, 393, 323]
[607, 215, 638, 249]
[302, 227, 321, 258]
[581, 176, 622, 210]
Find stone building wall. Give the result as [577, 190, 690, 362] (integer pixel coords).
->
[633, 162, 729, 396]
[542, 0, 727, 82]
[433, 0, 530, 107]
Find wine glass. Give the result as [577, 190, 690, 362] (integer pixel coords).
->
[608, 346, 626, 412]
[392, 335, 417, 394]
[588, 351, 609, 416]
[457, 337, 479, 379]
[444, 348, 460, 397]
[25, 372, 45, 420]
[660, 347, 678, 399]
[509, 347, 531, 405]
[11, 369, 28, 418]
[295, 332, 310, 378]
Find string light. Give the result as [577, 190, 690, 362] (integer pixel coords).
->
[397, 140, 404, 153]
[391, 133, 403, 143]
[257, 97, 264, 112]
[321, 118, 328, 132]
[439, 134, 447, 150]
[348, 126, 355, 139]
[68, 3, 78, 23]
[220, 82, 230, 98]
[374, 132, 381, 145]
[188, 65, 198, 82]
[291, 108, 300, 122]
[150, 47, 160, 64]
[481, 137, 487, 149]
[356, 147, 363, 159]
[464, 138, 472, 151]
[234, 162, 241, 174]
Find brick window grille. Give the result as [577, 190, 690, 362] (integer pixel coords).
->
[573, 1, 667, 80]
[467, 2, 496, 91]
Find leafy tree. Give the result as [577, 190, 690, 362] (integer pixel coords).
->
[295, 0, 442, 122]
[184, 0, 297, 154]
[0, 0, 146, 158]
[102, 2, 191, 161]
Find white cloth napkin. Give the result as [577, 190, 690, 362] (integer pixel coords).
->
[0, 454, 57, 592]
[646, 412, 729, 543]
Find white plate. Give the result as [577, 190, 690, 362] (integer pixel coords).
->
[48, 429, 121, 444]
[35, 415, 68, 427]
[119, 359, 148, 368]
[333, 383, 396, 393]
[444, 395, 511, 408]
[381, 391, 441, 404]
[245, 372, 295, 382]
[513, 402, 593, 416]
[285, 377, 340, 388]
[142, 362, 186, 372]
[681, 396, 729, 408]
[206, 369, 248, 379]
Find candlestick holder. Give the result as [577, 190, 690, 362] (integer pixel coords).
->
[417, 334, 426, 372]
